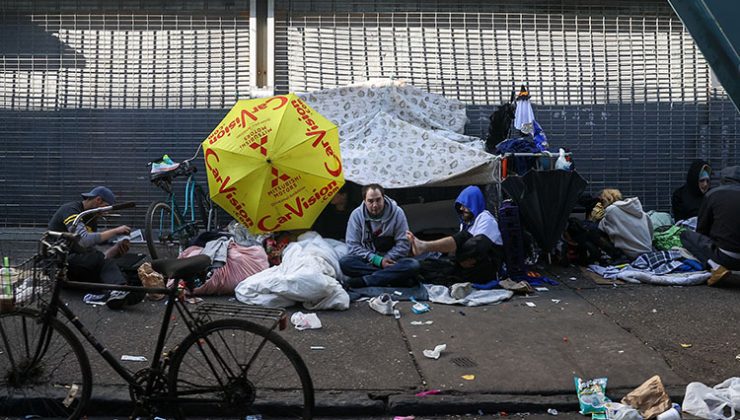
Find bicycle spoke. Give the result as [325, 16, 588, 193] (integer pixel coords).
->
[170, 319, 313, 419]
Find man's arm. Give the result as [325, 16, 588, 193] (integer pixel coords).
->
[384, 209, 411, 261]
[66, 217, 129, 248]
[345, 210, 373, 260]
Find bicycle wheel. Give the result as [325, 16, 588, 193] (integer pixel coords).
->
[169, 319, 314, 419]
[0, 309, 92, 419]
[145, 201, 187, 260]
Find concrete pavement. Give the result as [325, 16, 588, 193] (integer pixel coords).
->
[2, 230, 740, 418]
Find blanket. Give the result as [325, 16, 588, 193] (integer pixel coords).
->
[588, 264, 710, 286]
[425, 284, 513, 306]
[181, 241, 269, 295]
[235, 232, 350, 310]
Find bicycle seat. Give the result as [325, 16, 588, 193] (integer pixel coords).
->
[152, 255, 211, 279]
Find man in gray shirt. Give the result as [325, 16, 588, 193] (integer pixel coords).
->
[339, 184, 420, 288]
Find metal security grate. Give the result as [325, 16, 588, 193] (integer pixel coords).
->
[0, 1, 251, 227]
[277, 0, 740, 211]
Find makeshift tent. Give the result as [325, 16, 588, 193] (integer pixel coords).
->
[501, 170, 588, 252]
[300, 79, 496, 188]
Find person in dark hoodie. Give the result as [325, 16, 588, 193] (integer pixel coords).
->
[406, 186, 504, 284]
[680, 166, 740, 286]
[672, 160, 712, 221]
[339, 184, 420, 288]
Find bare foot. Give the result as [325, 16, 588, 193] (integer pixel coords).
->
[406, 231, 424, 256]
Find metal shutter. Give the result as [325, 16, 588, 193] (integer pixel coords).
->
[0, 1, 251, 227]
[276, 0, 739, 211]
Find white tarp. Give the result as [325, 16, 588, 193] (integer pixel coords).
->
[300, 79, 496, 188]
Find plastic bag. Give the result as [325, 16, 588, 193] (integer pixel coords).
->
[575, 376, 611, 415]
[682, 377, 740, 420]
[605, 402, 643, 420]
[227, 220, 266, 248]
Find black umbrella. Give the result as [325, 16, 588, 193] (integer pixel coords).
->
[501, 170, 588, 253]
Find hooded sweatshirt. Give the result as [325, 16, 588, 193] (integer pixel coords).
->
[455, 186, 503, 245]
[697, 166, 740, 253]
[345, 195, 410, 262]
[599, 197, 653, 259]
[671, 159, 711, 221]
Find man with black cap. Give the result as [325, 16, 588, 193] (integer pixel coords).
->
[680, 166, 740, 286]
[49, 186, 139, 309]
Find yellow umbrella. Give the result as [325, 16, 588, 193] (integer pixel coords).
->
[202, 93, 344, 233]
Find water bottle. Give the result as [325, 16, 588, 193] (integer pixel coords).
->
[0, 257, 15, 313]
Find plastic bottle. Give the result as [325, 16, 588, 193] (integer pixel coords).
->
[0, 256, 15, 313]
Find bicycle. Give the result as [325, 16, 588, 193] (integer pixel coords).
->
[0, 203, 314, 419]
[145, 146, 218, 260]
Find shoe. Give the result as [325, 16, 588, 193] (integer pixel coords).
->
[369, 293, 396, 315]
[707, 265, 730, 286]
[105, 290, 129, 309]
[125, 291, 146, 305]
[450, 282, 473, 300]
[150, 161, 180, 174]
[342, 276, 366, 289]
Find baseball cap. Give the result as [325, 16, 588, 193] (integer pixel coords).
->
[81, 186, 116, 205]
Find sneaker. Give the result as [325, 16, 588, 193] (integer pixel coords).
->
[105, 290, 129, 310]
[369, 293, 396, 315]
[707, 265, 730, 286]
[341, 276, 366, 289]
[450, 282, 473, 300]
[150, 161, 180, 174]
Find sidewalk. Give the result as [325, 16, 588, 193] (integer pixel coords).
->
[2, 229, 739, 417]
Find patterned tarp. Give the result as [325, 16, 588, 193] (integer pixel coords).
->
[300, 79, 496, 188]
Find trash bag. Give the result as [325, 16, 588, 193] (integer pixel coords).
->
[682, 377, 740, 420]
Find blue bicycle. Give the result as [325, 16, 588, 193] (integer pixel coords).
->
[144, 148, 218, 260]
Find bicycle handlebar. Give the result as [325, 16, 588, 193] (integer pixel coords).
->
[70, 201, 137, 228]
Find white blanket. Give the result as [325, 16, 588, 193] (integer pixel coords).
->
[425, 284, 513, 306]
[300, 79, 497, 188]
[235, 232, 350, 310]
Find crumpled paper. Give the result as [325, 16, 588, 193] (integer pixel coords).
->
[137, 262, 166, 301]
[621, 375, 671, 419]
[423, 344, 447, 359]
[291, 311, 322, 330]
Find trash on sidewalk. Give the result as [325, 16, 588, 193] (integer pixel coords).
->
[575, 376, 610, 416]
[394, 308, 401, 319]
[410, 320, 433, 325]
[415, 389, 441, 397]
[450, 282, 473, 299]
[290, 312, 322, 330]
[138, 262, 166, 301]
[525, 302, 536, 308]
[309, 346, 325, 350]
[394, 416, 415, 420]
[369, 293, 396, 315]
[462, 374, 475, 380]
[423, 344, 447, 359]
[680, 343, 692, 349]
[621, 375, 671, 419]
[551, 299, 561, 304]
[536, 287, 550, 291]
[682, 377, 740, 420]
[500, 278, 535, 294]
[410, 297, 430, 314]
[604, 402, 642, 420]
[656, 403, 681, 420]
[547, 408, 559, 416]
[121, 355, 147, 362]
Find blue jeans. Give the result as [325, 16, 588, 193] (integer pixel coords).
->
[339, 255, 421, 287]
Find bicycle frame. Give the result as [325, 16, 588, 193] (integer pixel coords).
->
[53, 279, 193, 404]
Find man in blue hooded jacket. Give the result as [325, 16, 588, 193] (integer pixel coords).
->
[339, 184, 421, 288]
[407, 185, 504, 284]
